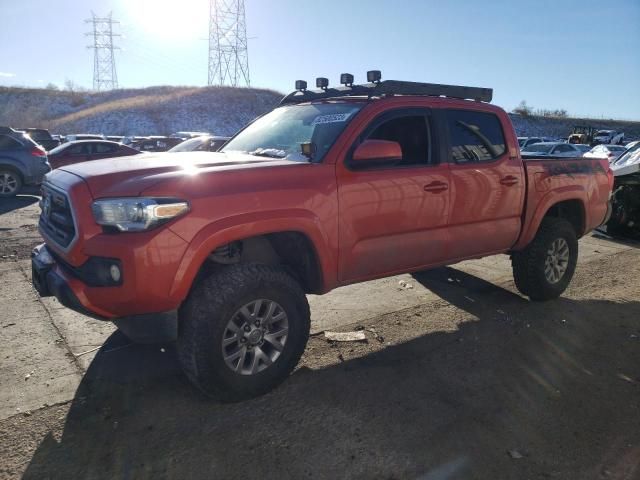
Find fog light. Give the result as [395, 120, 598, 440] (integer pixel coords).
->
[109, 264, 121, 283]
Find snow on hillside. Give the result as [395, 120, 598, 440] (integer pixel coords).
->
[1, 85, 638, 140]
[0, 86, 283, 137]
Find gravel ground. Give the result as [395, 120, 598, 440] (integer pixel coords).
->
[0, 193, 639, 480]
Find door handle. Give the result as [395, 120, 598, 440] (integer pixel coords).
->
[500, 175, 519, 186]
[423, 181, 448, 193]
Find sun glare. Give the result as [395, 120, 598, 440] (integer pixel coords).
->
[121, 0, 207, 40]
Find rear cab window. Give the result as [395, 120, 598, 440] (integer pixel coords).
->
[445, 109, 506, 163]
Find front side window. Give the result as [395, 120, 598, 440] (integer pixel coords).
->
[363, 114, 431, 167]
[446, 110, 506, 162]
[93, 143, 117, 154]
[68, 144, 90, 155]
[222, 103, 363, 162]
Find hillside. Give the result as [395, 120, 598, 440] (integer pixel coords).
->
[0, 86, 283, 136]
[0, 85, 639, 140]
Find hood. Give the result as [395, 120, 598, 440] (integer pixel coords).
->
[59, 151, 303, 198]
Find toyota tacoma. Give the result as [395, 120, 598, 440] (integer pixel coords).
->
[32, 72, 613, 401]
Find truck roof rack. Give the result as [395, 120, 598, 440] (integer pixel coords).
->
[280, 74, 493, 106]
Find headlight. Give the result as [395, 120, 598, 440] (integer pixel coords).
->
[91, 198, 189, 232]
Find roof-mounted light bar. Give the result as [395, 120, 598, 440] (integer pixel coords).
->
[280, 69, 493, 105]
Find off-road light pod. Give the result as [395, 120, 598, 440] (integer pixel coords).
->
[92, 197, 189, 232]
[340, 73, 354, 86]
[316, 77, 329, 90]
[295, 80, 307, 91]
[367, 70, 382, 83]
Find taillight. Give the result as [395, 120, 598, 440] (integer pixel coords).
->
[31, 146, 47, 158]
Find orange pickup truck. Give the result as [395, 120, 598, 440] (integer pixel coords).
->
[32, 73, 613, 401]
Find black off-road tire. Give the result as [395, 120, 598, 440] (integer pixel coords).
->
[511, 218, 578, 301]
[177, 263, 310, 402]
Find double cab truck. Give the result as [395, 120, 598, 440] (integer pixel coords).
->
[32, 73, 614, 401]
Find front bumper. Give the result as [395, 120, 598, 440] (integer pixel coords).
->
[31, 244, 178, 343]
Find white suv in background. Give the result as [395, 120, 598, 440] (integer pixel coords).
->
[594, 130, 624, 145]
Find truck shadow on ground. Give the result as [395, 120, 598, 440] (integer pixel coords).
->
[24, 268, 640, 480]
[0, 193, 39, 216]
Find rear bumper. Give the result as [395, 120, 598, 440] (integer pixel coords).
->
[31, 244, 178, 343]
[25, 162, 51, 185]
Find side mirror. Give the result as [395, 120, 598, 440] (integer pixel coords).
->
[351, 139, 402, 167]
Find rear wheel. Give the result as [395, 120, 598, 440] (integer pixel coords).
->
[0, 169, 22, 197]
[177, 263, 310, 402]
[512, 218, 578, 301]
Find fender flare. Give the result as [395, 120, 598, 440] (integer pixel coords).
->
[168, 208, 336, 301]
[513, 188, 587, 250]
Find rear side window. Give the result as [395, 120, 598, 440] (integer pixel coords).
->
[0, 135, 22, 151]
[446, 110, 506, 163]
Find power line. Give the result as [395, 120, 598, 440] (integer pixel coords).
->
[86, 12, 120, 91]
[208, 0, 250, 87]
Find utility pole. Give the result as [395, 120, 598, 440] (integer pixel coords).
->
[86, 12, 120, 91]
[208, 0, 250, 87]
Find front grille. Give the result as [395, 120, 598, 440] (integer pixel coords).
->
[39, 184, 77, 249]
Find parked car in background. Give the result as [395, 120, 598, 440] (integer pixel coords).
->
[20, 128, 60, 151]
[48, 140, 141, 169]
[131, 136, 183, 152]
[583, 144, 627, 163]
[0, 126, 50, 197]
[64, 134, 105, 142]
[573, 144, 592, 156]
[521, 142, 584, 158]
[625, 140, 639, 150]
[106, 136, 124, 143]
[170, 131, 211, 140]
[594, 130, 624, 146]
[607, 141, 640, 236]
[168, 135, 230, 153]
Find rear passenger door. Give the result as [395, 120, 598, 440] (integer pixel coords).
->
[444, 109, 525, 259]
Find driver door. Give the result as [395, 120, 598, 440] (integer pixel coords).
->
[336, 108, 451, 283]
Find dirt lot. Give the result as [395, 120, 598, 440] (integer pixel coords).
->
[0, 193, 639, 480]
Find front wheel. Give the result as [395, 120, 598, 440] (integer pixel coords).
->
[177, 263, 310, 402]
[512, 218, 578, 301]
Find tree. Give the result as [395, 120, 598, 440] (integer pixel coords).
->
[513, 100, 533, 117]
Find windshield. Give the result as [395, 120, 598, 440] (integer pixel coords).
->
[523, 143, 553, 153]
[222, 103, 363, 162]
[518, 138, 526, 147]
[606, 146, 625, 152]
[168, 137, 208, 152]
[614, 143, 640, 167]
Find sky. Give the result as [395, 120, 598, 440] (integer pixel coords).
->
[0, 0, 639, 119]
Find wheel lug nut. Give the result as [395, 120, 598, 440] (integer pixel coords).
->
[244, 325, 251, 332]
[240, 338, 246, 343]
[254, 321, 260, 327]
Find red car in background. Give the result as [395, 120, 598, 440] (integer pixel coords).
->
[48, 140, 141, 169]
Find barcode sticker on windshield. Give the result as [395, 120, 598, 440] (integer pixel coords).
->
[311, 113, 352, 125]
